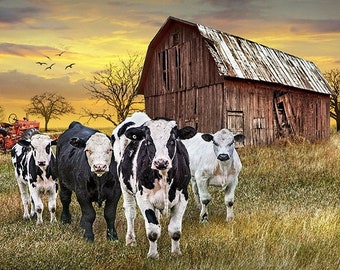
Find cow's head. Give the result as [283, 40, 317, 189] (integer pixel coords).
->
[202, 129, 245, 161]
[19, 134, 57, 168]
[70, 132, 113, 177]
[125, 118, 196, 172]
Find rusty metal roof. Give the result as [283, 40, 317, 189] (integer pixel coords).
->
[197, 24, 331, 95]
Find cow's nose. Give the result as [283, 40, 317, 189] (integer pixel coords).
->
[153, 159, 169, 170]
[93, 164, 107, 172]
[38, 161, 46, 166]
[217, 154, 230, 161]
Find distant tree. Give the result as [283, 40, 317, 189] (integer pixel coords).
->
[25, 92, 74, 131]
[0, 105, 4, 122]
[324, 69, 340, 131]
[82, 53, 144, 126]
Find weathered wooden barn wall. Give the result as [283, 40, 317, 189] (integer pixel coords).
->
[140, 17, 331, 146]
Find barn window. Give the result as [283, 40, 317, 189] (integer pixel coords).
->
[253, 117, 265, 129]
[175, 46, 182, 89]
[227, 111, 244, 134]
[172, 32, 180, 46]
[159, 50, 170, 91]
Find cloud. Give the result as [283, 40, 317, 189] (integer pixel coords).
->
[0, 70, 88, 101]
[290, 19, 340, 34]
[0, 43, 56, 57]
[0, 6, 43, 25]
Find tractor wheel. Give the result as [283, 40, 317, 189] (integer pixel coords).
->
[8, 113, 18, 124]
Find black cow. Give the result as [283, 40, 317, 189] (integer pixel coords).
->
[56, 121, 121, 242]
[119, 117, 196, 259]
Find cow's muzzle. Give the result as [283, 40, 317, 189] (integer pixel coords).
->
[217, 154, 230, 161]
[93, 164, 108, 174]
[153, 158, 170, 170]
[38, 161, 46, 167]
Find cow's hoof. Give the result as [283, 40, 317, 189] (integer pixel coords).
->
[226, 216, 235, 223]
[147, 252, 159, 259]
[171, 250, 182, 257]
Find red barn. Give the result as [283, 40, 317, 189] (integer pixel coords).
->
[138, 17, 332, 146]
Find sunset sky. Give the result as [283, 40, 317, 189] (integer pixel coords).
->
[1, 0, 339, 129]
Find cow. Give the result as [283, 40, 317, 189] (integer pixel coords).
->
[111, 112, 151, 246]
[119, 117, 196, 259]
[112, 112, 151, 164]
[11, 128, 58, 224]
[182, 128, 245, 223]
[56, 121, 121, 242]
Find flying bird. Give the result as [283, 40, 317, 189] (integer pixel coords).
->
[45, 63, 55, 70]
[56, 51, 66, 56]
[65, 63, 75, 70]
[44, 55, 52, 61]
[36, 61, 47, 65]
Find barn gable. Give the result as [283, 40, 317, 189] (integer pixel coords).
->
[138, 16, 331, 145]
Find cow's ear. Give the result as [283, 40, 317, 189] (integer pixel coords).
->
[234, 134, 245, 143]
[70, 137, 86, 148]
[125, 127, 145, 141]
[51, 139, 58, 146]
[201, 134, 214, 142]
[17, 140, 31, 147]
[178, 126, 196, 140]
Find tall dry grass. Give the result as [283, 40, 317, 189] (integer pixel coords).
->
[0, 134, 339, 269]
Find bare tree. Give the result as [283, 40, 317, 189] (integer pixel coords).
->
[324, 69, 340, 131]
[82, 53, 144, 127]
[25, 92, 74, 131]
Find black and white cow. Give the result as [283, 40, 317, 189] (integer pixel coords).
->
[112, 112, 150, 246]
[182, 128, 245, 222]
[11, 128, 58, 224]
[119, 117, 196, 259]
[56, 121, 121, 242]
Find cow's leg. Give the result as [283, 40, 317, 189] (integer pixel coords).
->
[16, 180, 30, 220]
[122, 188, 137, 246]
[76, 194, 96, 242]
[29, 185, 44, 224]
[190, 177, 202, 210]
[168, 192, 188, 256]
[104, 181, 121, 241]
[48, 183, 58, 223]
[195, 173, 211, 222]
[136, 195, 161, 259]
[60, 182, 72, 224]
[224, 176, 238, 222]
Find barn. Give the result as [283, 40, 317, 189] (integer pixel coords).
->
[137, 17, 332, 146]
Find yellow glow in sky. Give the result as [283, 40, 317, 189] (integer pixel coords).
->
[1, 0, 339, 129]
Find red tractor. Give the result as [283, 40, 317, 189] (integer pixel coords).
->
[0, 113, 40, 152]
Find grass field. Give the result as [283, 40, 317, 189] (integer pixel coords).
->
[0, 133, 339, 270]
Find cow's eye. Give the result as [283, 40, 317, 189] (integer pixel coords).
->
[169, 139, 175, 145]
[213, 141, 218, 146]
[146, 140, 152, 146]
[228, 141, 234, 146]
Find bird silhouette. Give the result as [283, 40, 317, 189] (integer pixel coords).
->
[45, 63, 55, 70]
[65, 63, 75, 70]
[44, 55, 51, 61]
[56, 51, 65, 56]
[36, 61, 47, 65]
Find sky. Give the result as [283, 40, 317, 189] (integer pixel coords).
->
[1, 0, 339, 129]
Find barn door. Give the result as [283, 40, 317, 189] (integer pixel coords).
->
[274, 93, 296, 138]
[226, 111, 244, 147]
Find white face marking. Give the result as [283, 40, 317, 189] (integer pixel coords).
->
[212, 129, 235, 161]
[85, 132, 113, 176]
[30, 134, 53, 168]
[145, 120, 177, 171]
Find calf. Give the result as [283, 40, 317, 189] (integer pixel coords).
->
[56, 121, 121, 242]
[119, 118, 196, 259]
[11, 128, 58, 224]
[112, 112, 150, 246]
[182, 129, 245, 222]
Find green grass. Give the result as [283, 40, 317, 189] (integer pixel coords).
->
[0, 134, 339, 270]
